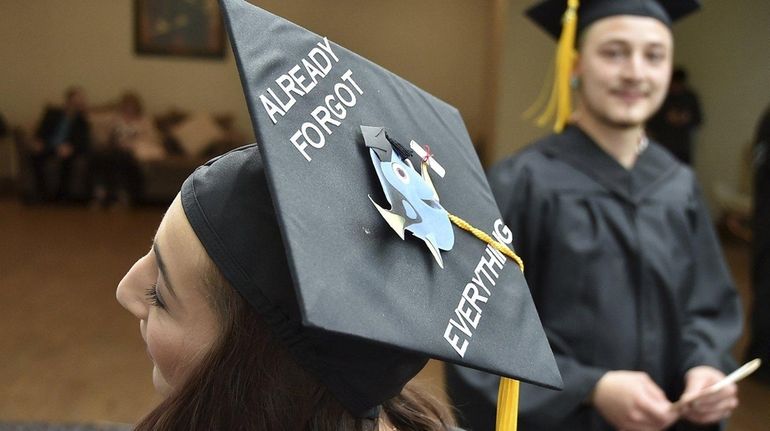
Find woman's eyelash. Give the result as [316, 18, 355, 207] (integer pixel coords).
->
[145, 283, 164, 308]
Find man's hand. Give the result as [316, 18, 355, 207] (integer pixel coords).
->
[57, 142, 74, 158]
[592, 371, 679, 431]
[677, 366, 738, 425]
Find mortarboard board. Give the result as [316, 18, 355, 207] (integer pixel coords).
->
[182, 0, 562, 426]
[523, 0, 701, 132]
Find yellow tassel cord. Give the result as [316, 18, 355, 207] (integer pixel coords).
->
[446, 212, 523, 431]
[497, 378, 520, 431]
[525, 0, 580, 133]
[522, 57, 555, 121]
[446, 213, 524, 272]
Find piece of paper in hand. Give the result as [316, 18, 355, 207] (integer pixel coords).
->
[671, 358, 762, 412]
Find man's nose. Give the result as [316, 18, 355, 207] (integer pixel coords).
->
[621, 52, 646, 81]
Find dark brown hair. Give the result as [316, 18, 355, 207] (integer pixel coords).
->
[134, 261, 455, 431]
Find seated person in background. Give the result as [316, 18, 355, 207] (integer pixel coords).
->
[91, 92, 164, 207]
[30, 86, 91, 202]
[446, 1, 742, 430]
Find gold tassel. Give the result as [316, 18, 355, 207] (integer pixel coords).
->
[527, 0, 580, 133]
[446, 210, 524, 431]
[446, 213, 524, 272]
[496, 377, 520, 431]
[435, 171, 527, 431]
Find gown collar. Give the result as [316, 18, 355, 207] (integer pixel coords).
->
[542, 125, 681, 205]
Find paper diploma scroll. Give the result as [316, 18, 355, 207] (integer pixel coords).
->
[671, 358, 762, 412]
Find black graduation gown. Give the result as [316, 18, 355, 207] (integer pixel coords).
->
[446, 126, 742, 431]
[748, 107, 770, 373]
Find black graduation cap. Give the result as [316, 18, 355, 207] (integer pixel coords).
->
[526, 0, 701, 39]
[181, 0, 562, 420]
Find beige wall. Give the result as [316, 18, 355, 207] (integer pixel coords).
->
[0, 0, 492, 148]
[491, 0, 554, 162]
[0, 1, 245, 131]
[251, 0, 494, 146]
[673, 0, 770, 206]
[491, 0, 770, 209]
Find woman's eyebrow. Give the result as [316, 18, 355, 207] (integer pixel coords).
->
[152, 242, 177, 298]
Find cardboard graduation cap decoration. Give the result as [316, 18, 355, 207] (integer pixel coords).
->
[182, 0, 561, 425]
[524, 0, 701, 133]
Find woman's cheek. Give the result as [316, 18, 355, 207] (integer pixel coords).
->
[145, 323, 185, 388]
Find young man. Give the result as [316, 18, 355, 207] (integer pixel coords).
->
[445, 1, 742, 430]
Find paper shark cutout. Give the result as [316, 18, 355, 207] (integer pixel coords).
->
[362, 125, 455, 267]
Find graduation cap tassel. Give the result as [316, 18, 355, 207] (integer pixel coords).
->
[522, 57, 556, 121]
[446, 213, 524, 271]
[554, 0, 579, 132]
[445, 212, 523, 431]
[445, 211, 525, 431]
[497, 377, 520, 431]
[530, 0, 580, 133]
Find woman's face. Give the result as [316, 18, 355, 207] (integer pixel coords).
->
[116, 196, 219, 395]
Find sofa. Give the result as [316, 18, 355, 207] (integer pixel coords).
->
[13, 106, 245, 205]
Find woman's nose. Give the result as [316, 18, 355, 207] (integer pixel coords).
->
[116, 253, 154, 320]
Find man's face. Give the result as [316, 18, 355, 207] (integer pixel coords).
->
[574, 15, 673, 129]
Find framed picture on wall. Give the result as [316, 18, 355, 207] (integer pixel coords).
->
[134, 0, 226, 59]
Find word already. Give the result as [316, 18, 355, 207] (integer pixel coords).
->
[289, 69, 363, 162]
[444, 219, 515, 357]
[259, 37, 339, 125]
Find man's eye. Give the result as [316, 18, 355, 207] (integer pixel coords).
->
[601, 48, 625, 59]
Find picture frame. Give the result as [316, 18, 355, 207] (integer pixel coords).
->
[134, 0, 226, 59]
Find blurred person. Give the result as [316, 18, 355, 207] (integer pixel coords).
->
[445, 1, 742, 430]
[647, 66, 703, 165]
[91, 92, 163, 207]
[747, 103, 770, 384]
[29, 86, 91, 202]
